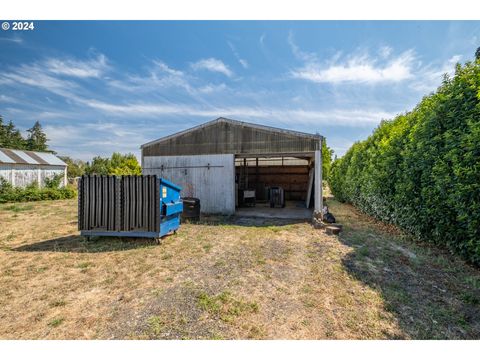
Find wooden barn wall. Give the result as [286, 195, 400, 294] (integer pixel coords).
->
[0, 164, 66, 188]
[236, 165, 310, 201]
[142, 121, 320, 156]
[142, 154, 235, 214]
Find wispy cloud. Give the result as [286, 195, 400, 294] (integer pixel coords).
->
[0, 62, 80, 100]
[411, 55, 462, 93]
[259, 33, 266, 46]
[108, 60, 192, 93]
[43, 123, 148, 160]
[378, 46, 393, 59]
[228, 41, 249, 69]
[288, 31, 315, 62]
[288, 33, 415, 84]
[82, 97, 395, 127]
[291, 50, 415, 84]
[0, 36, 23, 44]
[45, 54, 109, 78]
[0, 54, 110, 102]
[191, 58, 233, 77]
[0, 94, 18, 103]
[197, 83, 228, 93]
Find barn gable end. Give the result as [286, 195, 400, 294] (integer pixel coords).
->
[141, 117, 322, 157]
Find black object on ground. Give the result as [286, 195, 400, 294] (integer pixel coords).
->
[269, 186, 285, 208]
[181, 197, 201, 222]
[324, 212, 336, 223]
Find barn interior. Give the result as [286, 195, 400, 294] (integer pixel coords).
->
[234, 154, 314, 219]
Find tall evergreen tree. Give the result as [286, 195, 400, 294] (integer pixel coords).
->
[26, 121, 49, 152]
[0, 115, 6, 146]
[1, 120, 25, 149]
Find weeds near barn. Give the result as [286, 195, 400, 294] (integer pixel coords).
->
[0, 198, 479, 339]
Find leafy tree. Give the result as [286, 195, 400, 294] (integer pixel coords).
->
[321, 139, 333, 181]
[476, 46, 480, 60]
[26, 121, 49, 152]
[85, 156, 110, 175]
[59, 156, 87, 179]
[84, 152, 141, 176]
[108, 152, 141, 175]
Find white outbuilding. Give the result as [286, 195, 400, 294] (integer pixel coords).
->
[0, 148, 67, 187]
[141, 117, 324, 218]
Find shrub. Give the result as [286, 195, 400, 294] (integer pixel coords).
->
[0, 176, 77, 203]
[329, 58, 480, 265]
[43, 173, 64, 189]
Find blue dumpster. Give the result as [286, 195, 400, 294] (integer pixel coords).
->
[158, 178, 183, 237]
[78, 175, 183, 241]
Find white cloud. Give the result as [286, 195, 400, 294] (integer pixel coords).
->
[197, 83, 227, 93]
[410, 55, 462, 93]
[378, 46, 393, 59]
[0, 63, 80, 100]
[45, 54, 109, 78]
[288, 33, 415, 84]
[288, 31, 315, 62]
[151, 60, 184, 77]
[291, 50, 415, 84]
[82, 98, 395, 127]
[259, 33, 266, 46]
[228, 41, 249, 69]
[108, 60, 192, 93]
[0, 36, 23, 44]
[43, 121, 185, 160]
[0, 54, 110, 100]
[191, 58, 233, 77]
[239, 59, 249, 69]
[0, 94, 17, 103]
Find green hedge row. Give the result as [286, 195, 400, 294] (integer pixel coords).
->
[0, 177, 77, 203]
[329, 59, 480, 265]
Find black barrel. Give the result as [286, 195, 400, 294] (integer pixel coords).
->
[181, 197, 200, 222]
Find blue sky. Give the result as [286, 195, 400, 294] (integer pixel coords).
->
[0, 21, 479, 160]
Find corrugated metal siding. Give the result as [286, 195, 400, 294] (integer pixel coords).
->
[10, 150, 40, 164]
[142, 120, 320, 157]
[143, 154, 235, 214]
[0, 164, 66, 188]
[0, 165, 13, 183]
[0, 151, 15, 164]
[0, 148, 67, 166]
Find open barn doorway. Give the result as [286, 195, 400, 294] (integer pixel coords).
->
[234, 154, 315, 220]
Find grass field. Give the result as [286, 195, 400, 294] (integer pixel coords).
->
[0, 197, 479, 339]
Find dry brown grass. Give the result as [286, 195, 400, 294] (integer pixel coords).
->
[0, 198, 479, 339]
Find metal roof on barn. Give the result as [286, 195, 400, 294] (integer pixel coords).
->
[141, 117, 323, 157]
[0, 148, 66, 166]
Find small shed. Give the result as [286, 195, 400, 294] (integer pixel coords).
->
[0, 148, 67, 188]
[141, 117, 324, 217]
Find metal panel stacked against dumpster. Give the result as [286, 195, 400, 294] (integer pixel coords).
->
[78, 175, 183, 240]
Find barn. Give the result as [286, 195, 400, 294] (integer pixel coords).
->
[141, 117, 323, 217]
[0, 148, 67, 188]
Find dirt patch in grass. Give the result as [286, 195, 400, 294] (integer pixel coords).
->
[0, 198, 479, 339]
